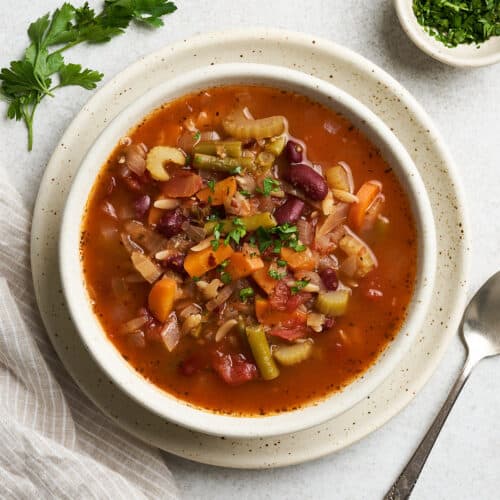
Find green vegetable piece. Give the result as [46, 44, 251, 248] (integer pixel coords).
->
[265, 135, 287, 156]
[274, 341, 313, 366]
[193, 140, 243, 158]
[193, 153, 254, 172]
[239, 287, 255, 302]
[315, 290, 350, 316]
[246, 325, 280, 380]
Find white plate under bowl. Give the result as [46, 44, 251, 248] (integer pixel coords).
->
[31, 29, 469, 468]
[395, 0, 500, 67]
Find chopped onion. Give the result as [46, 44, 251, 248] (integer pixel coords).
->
[177, 130, 200, 152]
[160, 312, 180, 352]
[197, 279, 223, 300]
[206, 284, 234, 311]
[178, 303, 202, 320]
[120, 232, 143, 254]
[121, 316, 148, 334]
[125, 143, 147, 176]
[215, 319, 238, 342]
[124, 220, 167, 254]
[131, 252, 162, 283]
[101, 201, 118, 219]
[128, 331, 146, 348]
[181, 221, 206, 243]
[200, 130, 221, 141]
[315, 203, 349, 239]
[297, 219, 313, 245]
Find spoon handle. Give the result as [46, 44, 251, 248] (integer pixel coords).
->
[384, 354, 479, 500]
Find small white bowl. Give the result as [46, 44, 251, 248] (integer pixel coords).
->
[395, 0, 500, 67]
[59, 63, 437, 438]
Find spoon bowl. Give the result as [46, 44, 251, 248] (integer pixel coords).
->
[462, 271, 500, 357]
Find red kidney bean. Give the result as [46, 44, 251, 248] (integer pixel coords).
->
[285, 140, 303, 164]
[287, 164, 328, 201]
[319, 268, 339, 291]
[134, 195, 150, 219]
[274, 196, 305, 224]
[166, 254, 186, 275]
[157, 209, 186, 238]
[323, 316, 335, 330]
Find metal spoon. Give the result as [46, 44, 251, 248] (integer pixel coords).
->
[385, 271, 500, 500]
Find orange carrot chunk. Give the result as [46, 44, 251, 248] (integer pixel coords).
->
[255, 297, 307, 326]
[225, 252, 264, 281]
[183, 242, 234, 278]
[148, 277, 177, 322]
[280, 246, 315, 271]
[196, 176, 237, 206]
[348, 181, 382, 232]
[252, 264, 277, 295]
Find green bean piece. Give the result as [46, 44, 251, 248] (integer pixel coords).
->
[246, 325, 280, 380]
[204, 212, 277, 235]
[265, 135, 287, 156]
[193, 153, 254, 172]
[193, 140, 243, 158]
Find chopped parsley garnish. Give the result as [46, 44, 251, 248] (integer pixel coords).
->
[239, 189, 251, 197]
[192, 276, 200, 282]
[256, 177, 280, 196]
[193, 130, 201, 141]
[206, 213, 220, 221]
[239, 287, 254, 301]
[290, 279, 309, 295]
[413, 0, 500, 47]
[207, 179, 216, 192]
[254, 223, 306, 254]
[230, 166, 242, 175]
[220, 271, 232, 285]
[268, 268, 286, 280]
[277, 259, 287, 267]
[218, 259, 229, 269]
[211, 222, 224, 250]
[0, 0, 177, 151]
[224, 217, 246, 246]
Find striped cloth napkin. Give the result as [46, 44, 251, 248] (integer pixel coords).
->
[0, 168, 179, 499]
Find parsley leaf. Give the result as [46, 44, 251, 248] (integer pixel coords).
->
[207, 179, 216, 193]
[229, 166, 242, 175]
[290, 279, 309, 295]
[0, 0, 177, 150]
[268, 268, 286, 280]
[239, 287, 254, 302]
[224, 217, 246, 246]
[220, 271, 232, 285]
[211, 222, 223, 250]
[256, 177, 280, 196]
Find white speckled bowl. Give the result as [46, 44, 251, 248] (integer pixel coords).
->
[59, 62, 436, 438]
[395, 0, 500, 67]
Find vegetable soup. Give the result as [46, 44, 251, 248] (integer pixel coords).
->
[81, 85, 417, 415]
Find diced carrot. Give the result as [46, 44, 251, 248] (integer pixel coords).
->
[148, 277, 177, 322]
[196, 177, 237, 206]
[162, 171, 203, 198]
[183, 242, 234, 278]
[226, 251, 264, 281]
[280, 246, 315, 271]
[255, 298, 307, 326]
[252, 264, 277, 295]
[148, 206, 163, 226]
[348, 181, 382, 232]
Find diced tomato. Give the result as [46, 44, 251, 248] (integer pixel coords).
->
[211, 351, 258, 386]
[162, 171, 203, 198]
[269, 326, 307, 341]
[269, 281, 290, 311]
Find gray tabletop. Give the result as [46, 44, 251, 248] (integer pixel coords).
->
[1, 1, 499, 499]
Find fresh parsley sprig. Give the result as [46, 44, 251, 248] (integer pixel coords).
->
[0, 1, 177, 150]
